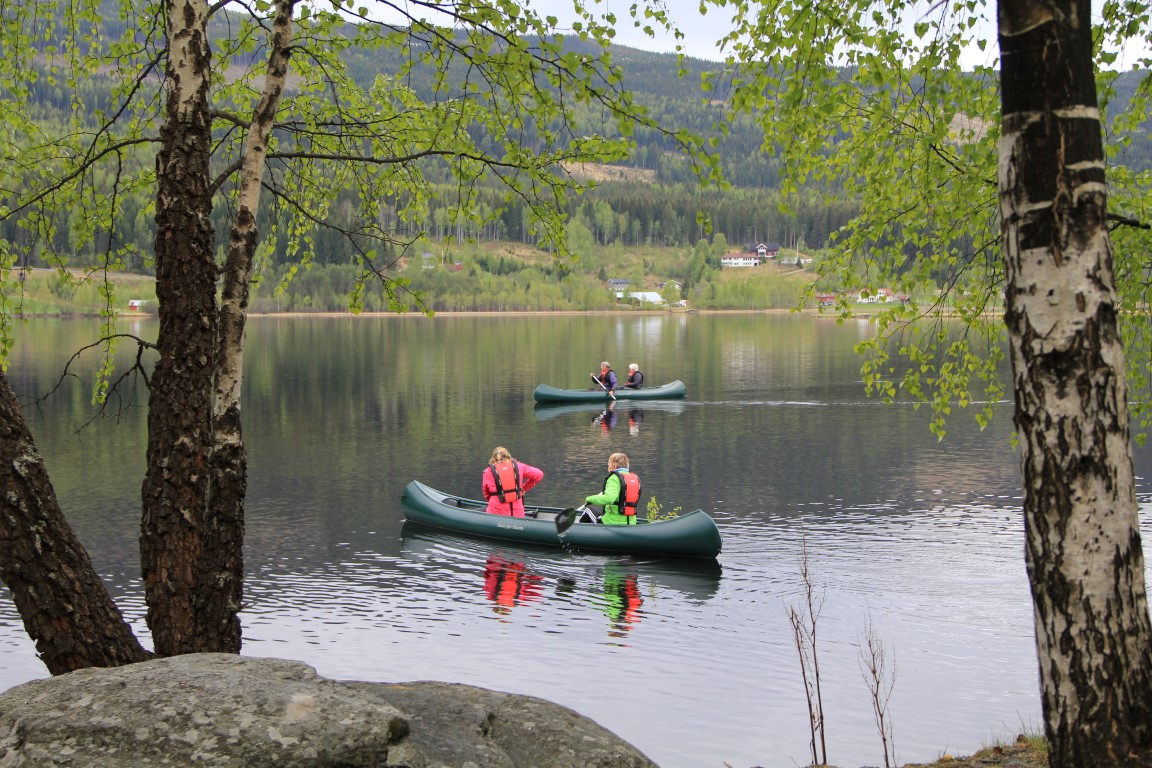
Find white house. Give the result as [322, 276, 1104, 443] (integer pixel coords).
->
[721, 254, 762, 267]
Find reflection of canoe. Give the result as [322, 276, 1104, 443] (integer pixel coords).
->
[400, 480, 722, 559]
[399, 526, 723, 602]
[533, 400, 687, 421]
[532, 380, 687, 403]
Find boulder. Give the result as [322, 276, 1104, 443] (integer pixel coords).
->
[0, 654, 656, 768]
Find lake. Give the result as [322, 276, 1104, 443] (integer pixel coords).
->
[4, 313, 1150, 768]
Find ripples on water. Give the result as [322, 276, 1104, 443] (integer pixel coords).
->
[3, 316, 1151, 768]
[0, 446, 1109, 768]
[212, 491, 1043, 768]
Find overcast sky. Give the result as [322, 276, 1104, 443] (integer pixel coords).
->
[364, 0, 1143, 71]
[521, 0, 1003, 68]
[524, 0, 742, 62]
[572, 0, 1149, 71]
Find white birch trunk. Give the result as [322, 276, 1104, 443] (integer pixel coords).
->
[203, 0, 296, 652]
[999, 0, 1152, 764]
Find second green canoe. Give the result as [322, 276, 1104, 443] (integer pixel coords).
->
[532, 379, 687, 403]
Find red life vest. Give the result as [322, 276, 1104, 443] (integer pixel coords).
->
[608, 469, 641, 518]
[489, 460, 522, 503]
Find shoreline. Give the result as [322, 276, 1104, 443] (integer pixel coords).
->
[245, 307, 806, 318]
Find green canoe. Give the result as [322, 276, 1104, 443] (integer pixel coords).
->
[399, 480, 722, 559]
[532, 379, 688, 403]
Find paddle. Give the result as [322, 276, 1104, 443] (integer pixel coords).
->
[590, 372, 616, 401]
[555, 506, 582, 534]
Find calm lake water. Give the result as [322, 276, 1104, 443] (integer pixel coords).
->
[4, 313, 1151, 768]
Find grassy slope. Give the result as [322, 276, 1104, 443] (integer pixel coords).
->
[9, 268, 157, 315]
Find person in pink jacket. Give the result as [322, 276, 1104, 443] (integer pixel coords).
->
[482, 446, 544, 518]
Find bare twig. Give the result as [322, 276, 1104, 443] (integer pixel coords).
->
[787, 535, 827, 766]
[859, 615, 897, 768]
[26, 334, 156, 430]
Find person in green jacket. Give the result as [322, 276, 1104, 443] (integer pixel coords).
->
[583, 452, 642, 525]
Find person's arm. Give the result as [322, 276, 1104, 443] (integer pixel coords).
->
[521, 463, 544, 493]
[607, 371, 618, 391]
[586, 474, 620, 506]
[482, 469, 496, 500]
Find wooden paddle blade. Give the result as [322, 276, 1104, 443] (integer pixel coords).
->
[555, 507, 579, 534]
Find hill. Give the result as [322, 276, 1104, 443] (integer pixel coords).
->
[7, 4, 1149, 291]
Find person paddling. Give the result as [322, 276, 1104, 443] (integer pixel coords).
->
[580, 452, 641, 525]
[591, 361, 618, 395]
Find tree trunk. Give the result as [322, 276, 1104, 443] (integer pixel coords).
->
[207, 0, 297, 653]
[0, 371, 151, 673]
[142, 0, 223, 656]
[999, 0, 1152, 764]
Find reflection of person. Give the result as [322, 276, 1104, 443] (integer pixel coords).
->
[627, 408, 643, 435]
[593, 401, 618, 431]
[623, 363, 644, 389]
[601, 565, 644, 635]
[591, 361, 617, 393]
[483, 553, 543, 615]
[582, 452, 641, 525]
[482, 446, 543, 518]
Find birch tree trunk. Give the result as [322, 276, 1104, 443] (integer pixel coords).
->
[0, 371, 151, 673]
[999, 0, 1152, 764]
[206, 0, 297, 652]
[142, 0, 222, 656]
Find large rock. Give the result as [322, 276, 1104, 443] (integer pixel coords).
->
[0, 654, 657, 768]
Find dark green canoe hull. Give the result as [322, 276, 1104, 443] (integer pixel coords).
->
[400, 480, 721, 559]
[532, 380, 687, 403]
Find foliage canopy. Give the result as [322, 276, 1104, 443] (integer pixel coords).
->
[708, 0, 1152, 439]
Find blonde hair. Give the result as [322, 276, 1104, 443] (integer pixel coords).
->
[490, 446, 513, 464]
[609, 452, 629, 470]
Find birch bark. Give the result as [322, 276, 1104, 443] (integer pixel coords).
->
[204, 0, 297, 651]
[142, 0, 219, 655]
[999, 0, 1152, 763]
[0, 371, 150, 672]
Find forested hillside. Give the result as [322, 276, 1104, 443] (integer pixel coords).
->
[4, 3, 1148, 286]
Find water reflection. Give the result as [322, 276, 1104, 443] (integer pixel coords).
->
[592, 402, 618, 431]
[482, 552, 543, 614]
[481, 551, 647, 638]
[533, 400, 686, 422]
[400, 527, 723, 611]
[597, 563, 644, 639]
[626, 408, 643, 435]
[593, 404, 646, 435]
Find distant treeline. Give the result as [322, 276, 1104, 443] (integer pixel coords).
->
[6, 2, 1148, 280]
